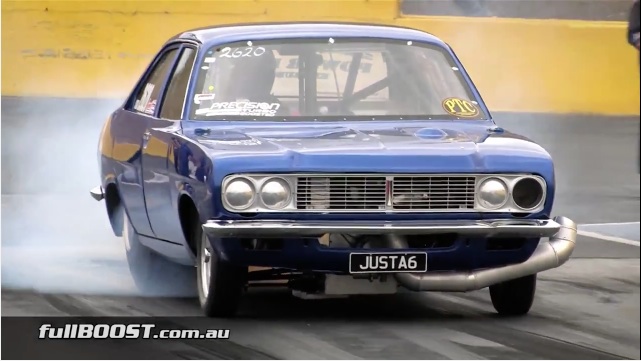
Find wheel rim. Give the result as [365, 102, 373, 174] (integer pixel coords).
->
[200, 234, 212, 299]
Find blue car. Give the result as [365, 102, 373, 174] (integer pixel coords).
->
[91, 22, 577, 318]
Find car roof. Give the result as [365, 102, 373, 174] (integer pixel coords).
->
[168, 22, 447, 48]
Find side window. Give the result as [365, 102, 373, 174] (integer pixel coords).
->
[132, 48, 179, 115]
[159, 47, 197, 120]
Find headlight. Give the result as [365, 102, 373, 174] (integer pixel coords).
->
[223, 178, 255, 210]
[478, 178, 508, 209]
[512, 177, 544, 210]
[260, 178, 291, 209]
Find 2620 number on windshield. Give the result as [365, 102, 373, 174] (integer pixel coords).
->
[219, 47, 266, 58]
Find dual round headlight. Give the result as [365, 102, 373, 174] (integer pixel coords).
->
[512, 177, 545, 210]
[477, 176, 545, 211]
[222, 177, 291, 211]
[477, 178, 509, 209]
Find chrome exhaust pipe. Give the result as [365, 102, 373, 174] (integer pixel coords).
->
[386, 216, 577, 292]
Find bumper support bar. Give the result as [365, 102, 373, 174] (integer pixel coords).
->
[202, 218, 563, 239]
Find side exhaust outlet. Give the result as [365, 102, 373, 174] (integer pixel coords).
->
[385, 216, 577, 292]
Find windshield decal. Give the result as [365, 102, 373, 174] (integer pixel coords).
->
[199, 101, 281, 117]
[218, 46, 266, 59]
[194, 93, 216, 104]
[442, 97, 479, 118]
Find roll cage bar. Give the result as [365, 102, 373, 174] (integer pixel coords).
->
[293, 44, 440, 116]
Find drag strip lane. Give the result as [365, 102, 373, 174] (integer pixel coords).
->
[3, 256, 639, 359]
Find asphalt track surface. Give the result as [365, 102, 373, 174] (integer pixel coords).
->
[1, 97, 640, 359]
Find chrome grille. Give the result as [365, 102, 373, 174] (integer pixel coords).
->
[296, 176, 387, 210]
[295, 175, 477, 212]
[392, 176, 476, 210]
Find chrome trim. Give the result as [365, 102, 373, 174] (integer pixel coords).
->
[220, 173, 548, 214]
[389, 175, 476, 211]
[220, 176, 257, 211]
[387, 216, 577, 292]
[474, 174, 547, 213]
[202, 218, 562, 238]
[89, 186, 104, 201]
[510, 176, 547, 211]
[475, 177, 509, 210]
[222, 175, 296, 212]
[259, 177, 294, 210]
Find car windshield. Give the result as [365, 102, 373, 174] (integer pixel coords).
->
[189, 38, 487, 121]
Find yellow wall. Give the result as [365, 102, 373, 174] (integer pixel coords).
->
[2, 0, 639, 115]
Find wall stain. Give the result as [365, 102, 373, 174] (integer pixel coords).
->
[20, 49, 153, 60]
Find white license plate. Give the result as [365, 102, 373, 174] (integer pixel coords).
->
[349, 252, 428, 274]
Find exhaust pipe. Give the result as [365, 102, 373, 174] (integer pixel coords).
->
[385, 216, 577, 292]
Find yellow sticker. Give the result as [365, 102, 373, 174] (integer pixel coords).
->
[442, 97, 479, 117]
[208, 85, 215, 91]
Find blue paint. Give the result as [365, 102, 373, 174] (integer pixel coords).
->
[414, 127, 448, 140]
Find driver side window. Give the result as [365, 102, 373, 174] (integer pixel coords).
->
[132, 48, 178, 115]
[159, 47, 197, 120]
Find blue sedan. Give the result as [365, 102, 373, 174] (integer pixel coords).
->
[91, 22, 577, 318]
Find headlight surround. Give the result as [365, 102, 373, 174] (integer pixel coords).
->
[260, 178, 292, 209]
[222, 178, 255, 210]
[477, 177, 509, 209]
[512, 177, 545, 210]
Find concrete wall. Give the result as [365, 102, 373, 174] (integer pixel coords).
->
[2, 0, 639, 115]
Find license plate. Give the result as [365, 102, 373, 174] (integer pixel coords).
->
[349, 252, 427, 274]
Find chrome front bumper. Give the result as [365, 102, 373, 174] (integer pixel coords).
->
[202, 218, 563, 239]
[203, 216, 578, 292]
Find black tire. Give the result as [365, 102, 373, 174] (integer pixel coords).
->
[489, 274, 537, 316]
[195, 222, 247, 318]
[123, 210, 194, 296]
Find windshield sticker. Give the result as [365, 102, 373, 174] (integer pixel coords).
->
[202, 102, 281, 117]
[442, 97, 479, 117]
[218, 46, 266, 59]
[194, 93, 216, 104]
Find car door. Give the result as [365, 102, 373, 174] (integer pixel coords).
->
[142, 44, 199, 242]
[111, 45, 180, 237]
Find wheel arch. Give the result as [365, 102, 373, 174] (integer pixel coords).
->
[104, 181, 125, 237]
[178, 192, 200, 256]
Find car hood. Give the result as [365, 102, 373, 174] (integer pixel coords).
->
[181, 121, 554, 176]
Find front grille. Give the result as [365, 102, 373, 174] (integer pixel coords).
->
[296, 176, 387, 210]
[295, 175, 477, 212]
[392, 176, 476, 210]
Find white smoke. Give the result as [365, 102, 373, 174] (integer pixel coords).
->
[0, 97, 196, 297]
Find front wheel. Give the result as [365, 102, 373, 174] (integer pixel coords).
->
[489, 274, 537, 316]
[195, 223, 247, 318]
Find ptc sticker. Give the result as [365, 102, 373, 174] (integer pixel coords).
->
[442, 97, 479, 117]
